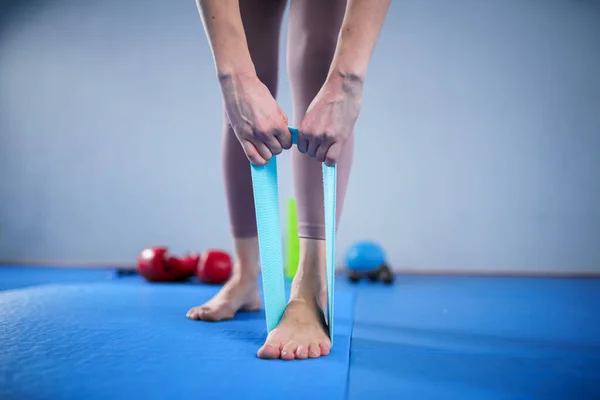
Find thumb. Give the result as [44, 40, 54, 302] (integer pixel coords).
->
[324, 141, 343, 167]
[242, 140, 267, 166]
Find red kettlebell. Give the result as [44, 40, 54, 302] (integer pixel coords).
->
[137, 246, 176, 282]
[197, 249, 233, 285]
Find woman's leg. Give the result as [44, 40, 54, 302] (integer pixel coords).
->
[187, 0, 287, 321]
[288, 0, 354, 302]
[257, 0, 354, 360]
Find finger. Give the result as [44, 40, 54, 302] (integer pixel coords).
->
[252, 140, 273, 162]
[297, 136, 309, 153]
[324, 141, 343, 167]
[315, 142, 330, 163]
[241, 141, 267, 166]
[264, 133, 284, 156]
[275, 108, 293, 149]
[307, 137, 321, 158]
[274, 128, 293, 150]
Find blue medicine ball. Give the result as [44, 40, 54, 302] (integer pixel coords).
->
[345, 241, 386, 271]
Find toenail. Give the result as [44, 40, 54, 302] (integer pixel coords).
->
[310, 351, 318, 356]
[282, 351, 288, 356]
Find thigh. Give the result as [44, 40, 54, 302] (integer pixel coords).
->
[239, 0, 288, 96]
[286, 0, 347, 120]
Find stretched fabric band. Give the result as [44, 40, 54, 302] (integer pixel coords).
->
[250, 127, 337, 344]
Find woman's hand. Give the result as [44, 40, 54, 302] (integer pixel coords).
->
[297, 74, 363, 166]
[220, 72, 292, 166]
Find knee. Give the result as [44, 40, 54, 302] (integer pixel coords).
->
[289, 36, 338, 88]
[294, 33, 338, 66]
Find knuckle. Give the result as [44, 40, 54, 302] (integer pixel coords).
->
[270, 128, 282, 140]
[322, 130, 335, 141]
[254, 129, 267, 141]
[236, 126, 248, 136]
[244, 128, 257, 140]
[300, 129, 314, 139]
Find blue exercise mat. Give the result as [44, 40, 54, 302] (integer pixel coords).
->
[0, 281, 355, 400]
[3, 267, 599, 399]
[0, 266, 117, 291]
[349, 276, 600, 400]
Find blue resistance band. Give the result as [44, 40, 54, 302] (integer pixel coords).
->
[250, 127, 337, 344]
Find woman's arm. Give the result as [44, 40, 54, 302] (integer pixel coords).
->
[195, 0, 291, 165]
[196, 0, 256, 80]
[327, 0, 391, 85]
[298, 0, 391, 165]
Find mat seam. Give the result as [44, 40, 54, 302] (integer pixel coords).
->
[343, 292, 358, 400]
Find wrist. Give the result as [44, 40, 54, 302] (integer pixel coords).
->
[324, 68, 365, 97]
[210, 31, 257, 82]
[214, 48, 257, 83]
[217, 66, 257, 84]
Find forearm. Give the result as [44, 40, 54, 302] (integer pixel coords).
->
[196, 0, 256, 80]
[327, 0, 391, 85]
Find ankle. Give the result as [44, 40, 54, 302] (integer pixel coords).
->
[289, 238, 328, 305]
[230, 236, 260, 284]
[288, 290, 318, 306]
[289, 272, 327, 308]
[230, 267, 259, 286]
[298, 238, 326, 267]
[288, 290, 328, 315]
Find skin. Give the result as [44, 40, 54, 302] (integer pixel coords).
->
[188, 0, 390, 360]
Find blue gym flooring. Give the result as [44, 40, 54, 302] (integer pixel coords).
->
[1, 266, 599, 399]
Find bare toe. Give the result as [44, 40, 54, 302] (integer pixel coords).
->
[257, 343, 281, 359]
[295, 345, 309, 360]
[186, 306, 205, 320]
[281, 341, 298, 360]
[319, 342, 331, 356]
[308, 343, 321, 358]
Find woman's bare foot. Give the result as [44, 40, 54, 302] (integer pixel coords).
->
[257, 295, 331, 360]
[186, 272, 261, 321]
[257, 237, 330, 360]
[187, 237, 262, 321]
